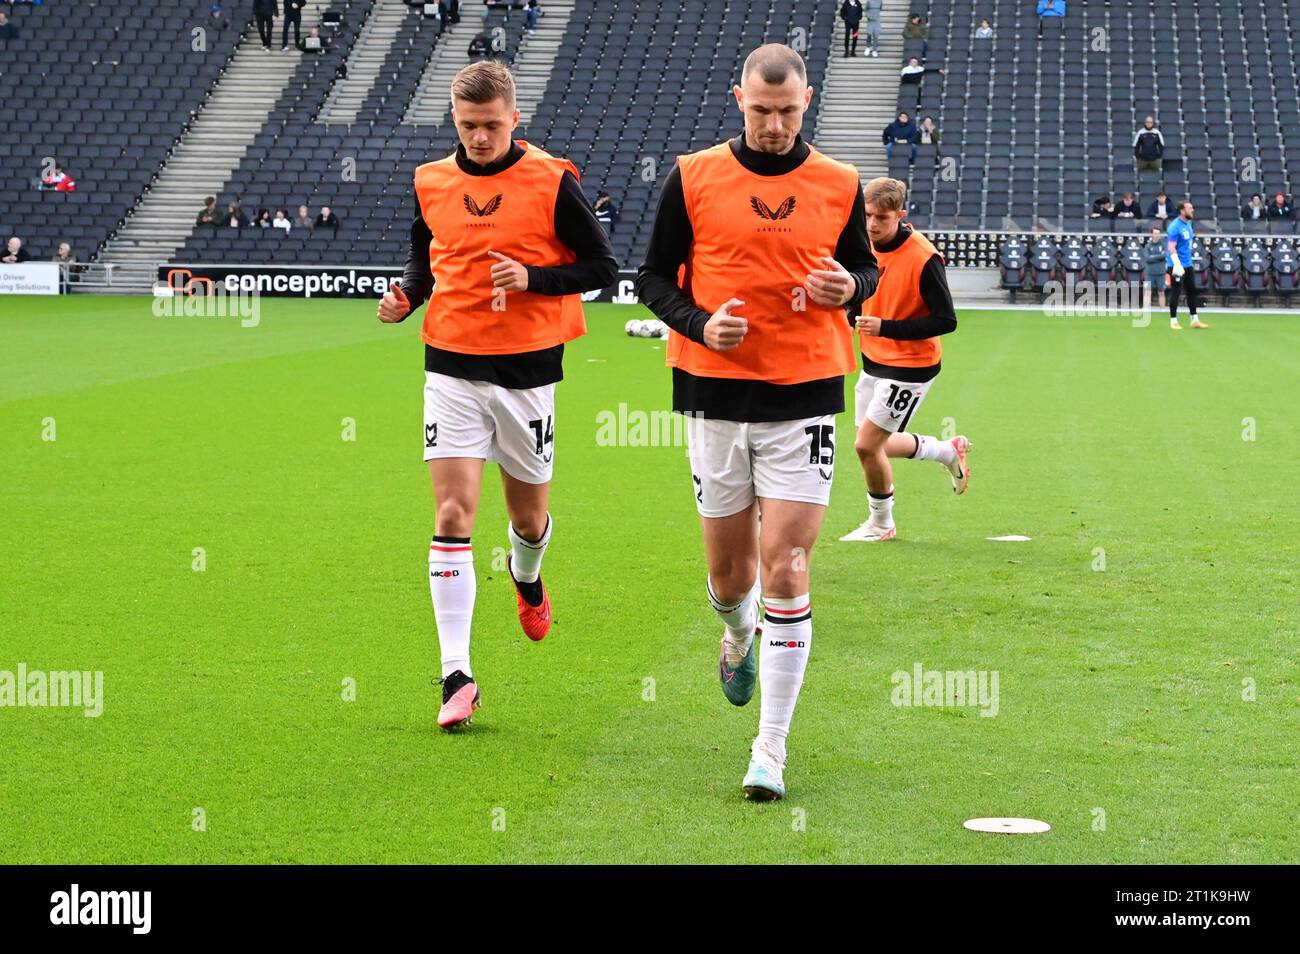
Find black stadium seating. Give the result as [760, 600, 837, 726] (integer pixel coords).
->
[0, 2, 242, 261]
[1, 0, 1296, 282]
[906, 0, 1297, 234]
[176, 0, 835, 269]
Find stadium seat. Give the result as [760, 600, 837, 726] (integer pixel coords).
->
[1210, 241, 1240, 303]
[1271, 239, 1299, 302]
[1242, 240, 1271, 303]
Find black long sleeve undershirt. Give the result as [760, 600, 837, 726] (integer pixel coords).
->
[877, 254, 957, 339]
[394, 142, 618, 389]
[635, 135, 878, 343]
[398, 162, 616, 313]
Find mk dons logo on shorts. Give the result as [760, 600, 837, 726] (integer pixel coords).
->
[425, 423, 438, 448]
[749, 195, 796, 220]
[463, 193, 504, 217]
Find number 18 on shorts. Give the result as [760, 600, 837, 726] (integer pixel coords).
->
[854, 371, 931, 433]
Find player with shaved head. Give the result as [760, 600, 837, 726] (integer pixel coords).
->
[636, 43, 878, 800]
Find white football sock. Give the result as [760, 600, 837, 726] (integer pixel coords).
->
[429, 536, 475, 678]
[708, 577, 760, 661]
[868, 490, 895, 528]
[911, 434, 957, 466]
[507, 513, 550, 584]
[758, 595, 812, 747]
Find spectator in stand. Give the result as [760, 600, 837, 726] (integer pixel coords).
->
[253, 0, 278, 52]
[903, 14, 929, 58]
[207, 4, 229, 32]
[315, 205, 341, 236]
[862, 0, 881, 57]
[1133, 116, 1164, 171]
[975, 18, 993, 38]
[1267, 191, 1294, 221]
[1090, 195, 1116, 219]
[255, 208, 273, 228]
[42, 164, 78, 192]
[2, 237, 31, 263]
[281, 0, 304, 50]
[468, 30, 492, 58]
[196, 196, 219, 227]
[900, 56, 943, 86]
[882, 111, 920, 162]
[593, 190, 619, 233]
[1115, 192, 1140, 219]
[1144, 227, 1167, 308]
[272, 208, 292, 232]
[1147, 190, 1172, 221]
[0, 11, 18, 42]
[1036, 0, 1065, 37]
[918, 115, 940, 146]
[524, 0, 541, 35]
[1242, 194, 1267, 221]
[52, 242, 78, 289]
[295, 204, 314, 230]
[225, 202, 248, 229]
[300, 25, 330, 53]
[840, 0, 863, 58]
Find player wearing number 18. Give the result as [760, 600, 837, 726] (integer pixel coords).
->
[844, 177, 969, 544]
[376, 62, 617, 730]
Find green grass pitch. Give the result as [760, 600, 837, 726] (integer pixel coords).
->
[1, 294, 1296, 864]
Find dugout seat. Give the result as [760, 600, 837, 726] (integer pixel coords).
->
[1271, 240, 1299, 301]
[1241, 240, 1270, 303]
[1189, 240, 1212, 291]
[1029, 239, 1058, 293]
[1058, 237, 1089, 283]
[1089, 238, 1119, 285]
[1120, 237, 1146, 286]
[998, 236, 1027, 298]
[1210, 241, 1240, 303]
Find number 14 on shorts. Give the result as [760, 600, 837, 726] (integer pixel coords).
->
[529, 415, 554, 461]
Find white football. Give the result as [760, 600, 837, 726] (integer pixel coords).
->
[624, 319, 639, 336]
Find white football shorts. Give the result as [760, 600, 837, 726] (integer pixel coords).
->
[422, 371, 556, 484]
[685, 414, 837, 518]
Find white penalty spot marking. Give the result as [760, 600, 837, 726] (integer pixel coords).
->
[964, 817, 1051, 835]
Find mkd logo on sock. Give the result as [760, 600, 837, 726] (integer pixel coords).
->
[769, 639, 807, 648]
[430, 569, 461, 578]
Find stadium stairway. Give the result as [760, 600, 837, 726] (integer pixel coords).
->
[404, 1, 495, 125]
[507, 0, 576, 126]
[99, 2, 332, 272]
[401, 0, 573, 126]
[318, 0, 416, 125]
[814, 0, 910, 183]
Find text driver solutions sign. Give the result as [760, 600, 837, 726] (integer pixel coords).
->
[0, 263, 61, 295]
